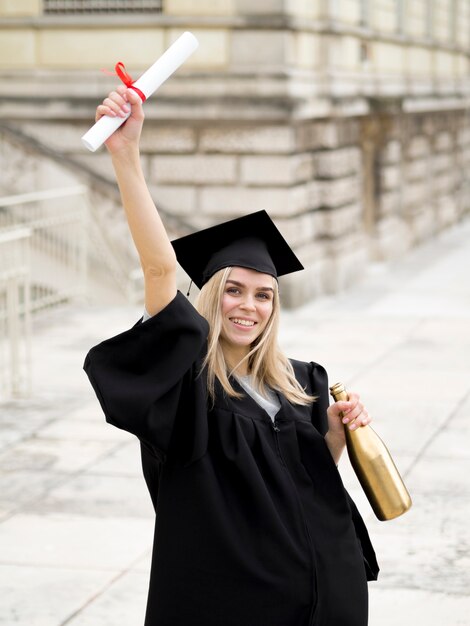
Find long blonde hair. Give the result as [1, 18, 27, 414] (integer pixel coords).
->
[195, 267, 315, 405]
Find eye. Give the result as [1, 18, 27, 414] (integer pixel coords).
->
[256, 292, 272, 300]
[226, 287, 240, 295]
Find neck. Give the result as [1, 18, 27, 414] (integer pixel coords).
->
[221, 341, 250, 376]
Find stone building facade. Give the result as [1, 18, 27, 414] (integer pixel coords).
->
[0, 0, 469, 305]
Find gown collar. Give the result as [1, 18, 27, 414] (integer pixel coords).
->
[227, 376, 287, 423]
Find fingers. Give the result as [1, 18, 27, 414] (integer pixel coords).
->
[95, 90, 130, 122]
[95, 87, 144, 123]
[125, 89, 145, 120]
[336, 392, 371, 430]
[126, 88, 142, 105]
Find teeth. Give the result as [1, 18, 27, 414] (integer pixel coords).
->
[232, 318, 255, 327]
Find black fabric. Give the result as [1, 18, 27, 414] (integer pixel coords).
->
[84, 291, 379, 626]
[171, 210, 304, 288]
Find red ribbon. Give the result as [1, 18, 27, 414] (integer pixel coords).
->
[114, 62, 147, 102]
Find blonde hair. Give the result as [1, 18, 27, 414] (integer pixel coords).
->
[195, 267, 315, 406]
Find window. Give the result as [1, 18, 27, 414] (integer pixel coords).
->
[43, 0, 163, 14]
[396, 0, 405, 34]
[426, 0, 434, 39]
[450, 0, 458, 42]
[360, 0, 369, 27]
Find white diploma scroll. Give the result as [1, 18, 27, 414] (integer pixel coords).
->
[81, 31, 199, 152]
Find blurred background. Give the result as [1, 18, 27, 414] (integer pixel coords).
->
[0, 1, 469, 625]
[1, 0, 470, 393]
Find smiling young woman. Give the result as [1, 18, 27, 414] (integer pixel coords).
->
[195, 263, 315, 407]
[84, 85, 379, 626]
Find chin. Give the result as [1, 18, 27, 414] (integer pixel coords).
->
[229, 335, 255, 347]
[222, 328, 259, 348]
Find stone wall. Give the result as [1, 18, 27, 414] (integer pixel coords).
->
[374, 110, 470, 261]
[12, 104, 468, 307]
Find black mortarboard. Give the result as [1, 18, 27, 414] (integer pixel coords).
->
[171, 210, 304, 289]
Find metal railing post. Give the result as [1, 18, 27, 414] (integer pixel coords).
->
[0, 228, 32, 398]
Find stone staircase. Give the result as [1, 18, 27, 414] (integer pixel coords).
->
[0, 122, 197, 307]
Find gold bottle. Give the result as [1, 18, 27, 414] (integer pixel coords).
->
[330, 382, 412, 521]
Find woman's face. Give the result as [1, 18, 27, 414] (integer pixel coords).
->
[219, 266, 275, 356]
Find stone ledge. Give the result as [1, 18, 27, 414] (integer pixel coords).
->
[0, 14, 466, 61]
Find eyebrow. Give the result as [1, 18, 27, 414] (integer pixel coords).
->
[226, 279, 274, 292]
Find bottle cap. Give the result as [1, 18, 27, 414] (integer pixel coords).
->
[329, 382, 346, 395]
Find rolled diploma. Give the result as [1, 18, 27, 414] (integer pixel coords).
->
[81, 31, 199, 152]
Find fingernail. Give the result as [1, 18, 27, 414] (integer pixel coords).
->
[123, 104, 130, 112]
[342, 417, 349, 424]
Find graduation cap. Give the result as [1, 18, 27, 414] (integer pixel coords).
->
[171, 210, 304, 289]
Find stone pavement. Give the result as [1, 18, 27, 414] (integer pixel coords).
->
[1, 218, 470, 625]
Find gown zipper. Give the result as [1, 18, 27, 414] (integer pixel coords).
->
[271, 418, 318, 625]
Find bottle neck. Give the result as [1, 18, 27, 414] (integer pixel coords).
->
[329, 382, 349, 403]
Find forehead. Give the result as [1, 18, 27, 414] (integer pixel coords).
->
[227, 266, 275, 287]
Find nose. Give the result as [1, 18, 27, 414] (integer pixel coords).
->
[240, 294, 256, 311]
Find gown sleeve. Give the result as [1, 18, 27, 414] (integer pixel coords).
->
[83, 291, 209, 455]
[297, 360, 380, 582]
[308, 362, 330, 436]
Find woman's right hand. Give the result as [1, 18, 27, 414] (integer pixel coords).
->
[95, 85, 145, 155]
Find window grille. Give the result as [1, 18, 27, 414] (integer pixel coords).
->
[43, 0, 162, 14]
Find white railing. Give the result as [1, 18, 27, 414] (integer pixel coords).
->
[0, 183, 146, 396]
[0, 186, 88, 312]
[0, 228, 32, 398]
[0, 183, 145, 306]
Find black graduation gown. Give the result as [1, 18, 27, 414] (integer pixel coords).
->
[84, 291, 379, 626]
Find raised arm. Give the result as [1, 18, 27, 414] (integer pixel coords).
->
[96, 86, 177, 315]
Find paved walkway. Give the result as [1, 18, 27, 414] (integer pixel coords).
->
[1, 219, 470, 625]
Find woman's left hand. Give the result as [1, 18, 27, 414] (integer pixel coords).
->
[328, 391, 371, 434]
[325, 392, 371, 463]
